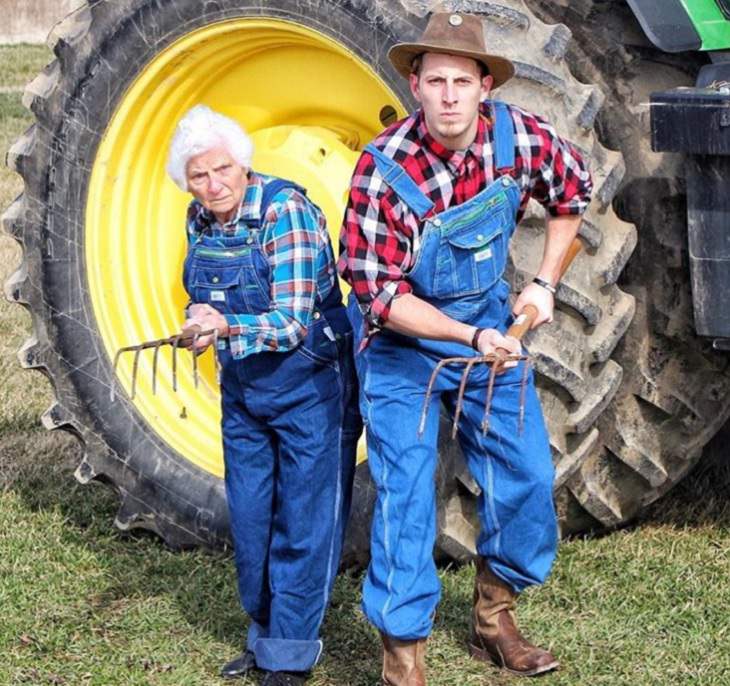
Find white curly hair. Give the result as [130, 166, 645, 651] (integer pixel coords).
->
[166, 105, 254, 191]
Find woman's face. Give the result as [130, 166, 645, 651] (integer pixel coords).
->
[185, 146, 247, 223]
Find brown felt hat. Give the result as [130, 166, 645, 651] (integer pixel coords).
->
[388, 12, 515, 88]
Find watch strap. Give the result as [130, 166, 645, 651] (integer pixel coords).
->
[533, 277, 557, 294]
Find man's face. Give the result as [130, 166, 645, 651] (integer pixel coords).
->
[410, 53, 493, 150]
[185, 146, 247, 223]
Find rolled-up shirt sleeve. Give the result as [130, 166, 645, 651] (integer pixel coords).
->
[225, 190, 319, 358]
[526, 114, 593, 216]
[338, 153, 413, 329]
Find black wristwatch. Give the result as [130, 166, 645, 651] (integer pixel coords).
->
[471, 327, 485, 351]
[532, 277, 557, 294]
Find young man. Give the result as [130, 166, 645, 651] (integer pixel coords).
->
[339, 13, 593, 685]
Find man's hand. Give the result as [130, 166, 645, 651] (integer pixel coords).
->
[512, 282, 554, 330]
[475, 328, 522, 369]
[183, 303, 229, 353]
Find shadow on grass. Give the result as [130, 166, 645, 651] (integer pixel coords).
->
[1, 423, 380, 683]
[637, 423, 730, 530]
[3, 415, 730, 684]
[1, 425, 243, 643]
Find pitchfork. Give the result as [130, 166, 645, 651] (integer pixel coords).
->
[110, 324, 219, 402]
[418, 237, 583, 440]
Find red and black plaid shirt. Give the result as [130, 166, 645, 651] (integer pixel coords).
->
[338, 102, 593, 335]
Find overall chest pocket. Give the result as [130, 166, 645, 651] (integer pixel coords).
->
[189, 261, 271, 315]
[434, 216, 508, 299]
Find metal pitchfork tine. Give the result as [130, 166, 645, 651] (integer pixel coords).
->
[418, 236, 584, 441]
[172, 332, 182, 393]
[416, 350, 527, 440]
[418, 357, 453, 437]
[152, 340, 162, 395]
[191, 331, 201, 389]
[110, 325, 217, 401]
[447, 351, 531, 439]
[452, 357, 480, 439]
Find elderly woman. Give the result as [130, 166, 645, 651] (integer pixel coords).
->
[167, 105, 359, 686]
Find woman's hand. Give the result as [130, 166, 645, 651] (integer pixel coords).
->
[183, 303, 229, 353]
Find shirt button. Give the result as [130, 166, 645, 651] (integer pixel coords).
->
[212, 276, 219, 283]
[313, 312, 321, 320]
[433, 218, 442, 227]
[246, 237, 253, 245]
[477, 234, 484, 241]
[501, 177, 511, 186]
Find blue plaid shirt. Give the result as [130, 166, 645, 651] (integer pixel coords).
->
[186, 172, 338, 359]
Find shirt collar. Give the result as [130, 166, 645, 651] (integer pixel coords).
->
[415, 106, 490, 176]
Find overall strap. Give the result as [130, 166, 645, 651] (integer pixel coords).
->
[490, 100, 516, 173]
[250, 177, 307, 230]
[364, 143, 435, 220]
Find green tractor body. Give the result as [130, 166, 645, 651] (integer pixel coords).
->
[629, 0, 730, 50]
[634, 0, 730, 344]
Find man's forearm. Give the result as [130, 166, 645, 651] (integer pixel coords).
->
[384, 293, 475, 346]
[536, 214, 582, 286]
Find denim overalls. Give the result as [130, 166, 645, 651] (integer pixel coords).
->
[183, 179, 359, 672]
[349, 102, 558, 641]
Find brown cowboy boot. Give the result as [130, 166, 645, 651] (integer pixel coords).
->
[469, 558, 559, 676]
[380, 633, 427, 686]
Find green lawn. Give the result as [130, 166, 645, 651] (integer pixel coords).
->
[2, 44, 730, 686]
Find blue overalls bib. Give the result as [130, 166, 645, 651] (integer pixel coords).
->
[349, 102, 558, 640]
[183, 178, 359, 671]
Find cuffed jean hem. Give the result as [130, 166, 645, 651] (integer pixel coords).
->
[253, 638, 323, 672]
[361, 597, 434, 642]
[246, 621, 266, 652]
[483, 556, 554, 594]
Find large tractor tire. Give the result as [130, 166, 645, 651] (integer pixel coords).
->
[526, 0, 730, 532]
[5, 0, 726, 562]
[434, 0, 730, 558]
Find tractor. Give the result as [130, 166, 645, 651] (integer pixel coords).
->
[5, 0, 730, 564]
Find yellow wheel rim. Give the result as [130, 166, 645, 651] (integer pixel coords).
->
[86, 18, 405, 476]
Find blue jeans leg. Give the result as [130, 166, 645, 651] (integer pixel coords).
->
[336, 334, 361, 569]
[445, 363, 558, 592]
[252, 359, 346, 672]
[358, 342, 442, 640]
[221, 380, 275, 641]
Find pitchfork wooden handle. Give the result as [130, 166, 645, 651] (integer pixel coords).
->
[505, 304, 539, 341]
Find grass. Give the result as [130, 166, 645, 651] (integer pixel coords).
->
[0, 45, 55, 424]
[2, 43, 730, 686]
[0, 45, 53, 90]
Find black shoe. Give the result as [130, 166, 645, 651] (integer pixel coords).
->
[221, 650, 257, 679]
[259, 671, 308, 686]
